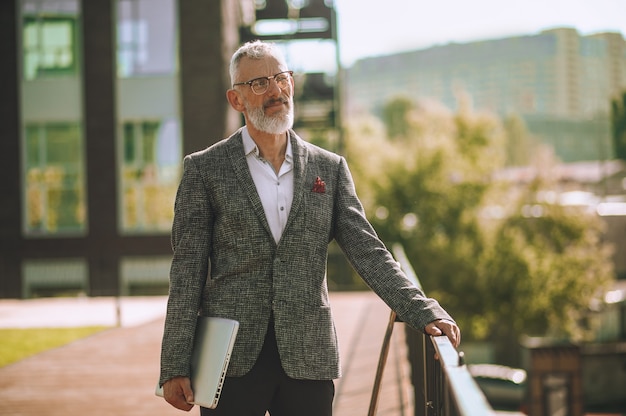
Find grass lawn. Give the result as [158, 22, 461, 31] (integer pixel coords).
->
[0, 326, 109, 368]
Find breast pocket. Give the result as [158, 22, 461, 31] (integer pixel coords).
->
[303, 191, 333, 237]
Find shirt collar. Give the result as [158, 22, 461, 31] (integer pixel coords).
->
[242, 126, 293, 162]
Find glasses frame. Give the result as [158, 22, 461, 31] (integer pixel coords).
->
[232, 70, 293, 95]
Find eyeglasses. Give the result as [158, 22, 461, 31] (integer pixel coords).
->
[233, 71, 293, 95]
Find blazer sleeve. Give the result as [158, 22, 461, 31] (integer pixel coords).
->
[159, 155, 213, 386]
[332, 157, 455, 332]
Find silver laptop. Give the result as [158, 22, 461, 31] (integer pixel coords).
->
[156, 316, 239, 409]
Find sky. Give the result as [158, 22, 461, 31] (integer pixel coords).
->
[281, 0, 626, 72]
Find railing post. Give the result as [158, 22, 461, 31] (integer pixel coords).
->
[427, 337, 441, 416]
[393, 243, 495, 416]
[405, 326, 427, 415]
[368, 310, 398, 416]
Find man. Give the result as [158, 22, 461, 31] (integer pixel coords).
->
[159, 40, 460, 415]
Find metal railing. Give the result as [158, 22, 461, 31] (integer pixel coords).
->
[368, 244, 495, 416]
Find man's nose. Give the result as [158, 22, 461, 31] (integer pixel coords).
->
[266, 78, 283, 96]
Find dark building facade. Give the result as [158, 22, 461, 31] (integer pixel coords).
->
[0, 0, 339, 299]
[0, 0, 246, 298]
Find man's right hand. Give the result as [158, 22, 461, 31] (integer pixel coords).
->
[163, 376, 194, 411]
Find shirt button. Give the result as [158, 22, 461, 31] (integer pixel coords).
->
[280, 206, 285, 211]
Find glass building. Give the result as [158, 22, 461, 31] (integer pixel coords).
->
[1, 0, 247, 298]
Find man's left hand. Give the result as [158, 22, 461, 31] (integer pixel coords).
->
[425, 319, 461, 348]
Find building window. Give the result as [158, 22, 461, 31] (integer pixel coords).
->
[117, 0, 177, 77]
[119, 256, 171, 295]
[23, 15, 78, 80]
[22, 258, 88, 298]
[120, 118, 181, 233]
[24, 123, 86, 235]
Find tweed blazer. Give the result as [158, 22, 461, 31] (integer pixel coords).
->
[159, 128, 454, 385]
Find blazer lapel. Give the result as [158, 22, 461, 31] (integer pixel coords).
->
[226, 131, 274, 240]
[285, 130, 308, 232]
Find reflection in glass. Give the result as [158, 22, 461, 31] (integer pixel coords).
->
[22, 0, 79, 80]
[117, 0, 176, 77]
[120, 119, 181, 232]
[24, 123, 86, 234]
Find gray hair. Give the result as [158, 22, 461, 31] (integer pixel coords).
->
[229, 40, 286, 85]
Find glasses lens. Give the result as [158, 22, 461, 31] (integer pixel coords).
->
[251, 78, 269, 94]
[248, 72, 291, 94]
[276, 73, 290, 88]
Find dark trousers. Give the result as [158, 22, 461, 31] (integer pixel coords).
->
[200, 320, 335, 416]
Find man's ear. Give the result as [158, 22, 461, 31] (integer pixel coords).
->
[226, 89, 245, 112]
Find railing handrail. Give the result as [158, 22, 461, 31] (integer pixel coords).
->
[391, 243, 423, 290]
[391, 244, 496, 416]
[431, 336, 495, 415]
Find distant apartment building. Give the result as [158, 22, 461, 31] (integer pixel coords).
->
[345, 28, 626, 162]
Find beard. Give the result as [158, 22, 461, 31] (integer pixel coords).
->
[244, 95, 294, 135]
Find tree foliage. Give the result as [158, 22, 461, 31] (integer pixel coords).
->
[503, 114, 538, 166]
[382, 96, 414, 139]
[611, 91, 626, 161]
[344, 96, 615, 364]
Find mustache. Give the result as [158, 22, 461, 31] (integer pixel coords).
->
[264, 97, 289, 107]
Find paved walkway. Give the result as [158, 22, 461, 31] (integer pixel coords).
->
[0, 292, 413, 416]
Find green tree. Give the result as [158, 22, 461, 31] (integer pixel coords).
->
[382, 96, 414, 139]
[480, 188, 614, 362]
[503, 114, 538, 166]
[345, 98, 615, 365]
[611, 91, 626, 161]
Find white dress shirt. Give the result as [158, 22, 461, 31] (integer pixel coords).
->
[242, 127, 294, 244]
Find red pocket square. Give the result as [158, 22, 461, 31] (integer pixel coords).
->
[312, 176, 326, 193]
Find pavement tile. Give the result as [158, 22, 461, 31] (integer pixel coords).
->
[0, 292, 414, 416]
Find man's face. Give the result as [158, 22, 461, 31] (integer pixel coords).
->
[235, 56, 294, 135]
